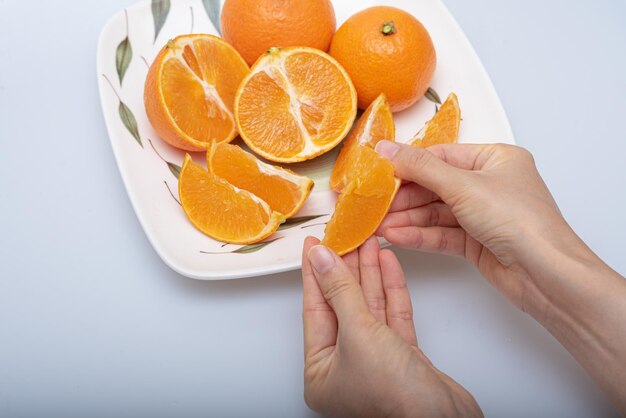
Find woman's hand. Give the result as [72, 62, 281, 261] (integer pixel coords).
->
[374, 141, 626, 413]
[375, 141, 575, 314]
[302, 236, 482, 418]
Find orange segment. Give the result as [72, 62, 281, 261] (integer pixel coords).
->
[144, 35, 249, 151]
[178, 155, 284, 244]
[235, 47, 357, 163]
[330, 93, 395, 192]
[410, 93, 461, 148]
[207, 142, 314, 218]
[322, 147, 400, 256]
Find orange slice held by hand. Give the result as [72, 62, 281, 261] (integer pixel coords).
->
[322, 146, 400, 256]
[178, 155, 284, 245]
[329, 93, 395, 192]
[207, 142, 314, 219]
[235, 46, 357, 163]
[410, 93, 461, 148]
[144, 34, 249, 151]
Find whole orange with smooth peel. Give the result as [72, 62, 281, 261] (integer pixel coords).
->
[235, 46, 357, 163]
[221, 0, 336, 66]
[144, 34, 249, 151]
[330, 6, 436, 112]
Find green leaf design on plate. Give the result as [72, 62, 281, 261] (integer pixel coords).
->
[425, 87, 442, 105]
[277, 214, 327, 231]
[119, 101, 142, 147]
[116, 37, 132, 86]
[202, 0, 221, 35]
[152, 0, 171, 42]
[167, 162, 181, 179]
[232, 237, 283, 254]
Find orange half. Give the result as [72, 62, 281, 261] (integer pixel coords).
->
[410, 93, 461, 148]
[322, 147, 400, 256]
[178, 155, 284, 244]
[329, 93, 395, 192]
[207, 142, 314, 218]
[145, 34, 250, 151]
[235, 47, 357, 163]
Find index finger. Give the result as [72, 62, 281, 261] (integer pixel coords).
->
[302, 236, 338, 360]
[427, 143, 495, 171]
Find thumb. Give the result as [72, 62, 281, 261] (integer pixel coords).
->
[307, 245, 370, 322]
[375, 140, 465, 199]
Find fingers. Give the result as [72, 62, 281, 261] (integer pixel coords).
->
[388, 183, 439, 213]
[358, 237, 387, 324]
[383, 226, 467, 258]
[379, 203, 459, 234]
[376, 141, 466, 198]
[302, 237, 337, 358]
[307, 245, 370, 323]
[380, 249, 418, 347]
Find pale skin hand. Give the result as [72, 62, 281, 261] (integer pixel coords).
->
[302, 236, 482, 418]
[374, 141, 626, 413]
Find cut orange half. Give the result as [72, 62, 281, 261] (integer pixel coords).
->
[207, 142, 314, 218]
[178, 155, 284, 244]
[410, 93, 460, 148]
[329, 93, 395, 192]
[144, 34, 250, 151]
[234, 46, 357, 163]
[322, 146, 400, 256]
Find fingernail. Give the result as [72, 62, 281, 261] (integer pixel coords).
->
[308, 245, 335, 274]
[375, 140, 400, 160]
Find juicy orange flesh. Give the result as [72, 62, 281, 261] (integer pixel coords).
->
[412, 93, 460, 148]
[236, 71, 305, 158]
[284, 52, 354, 146]
[237, 50, 355, 159]
[160, 38, 248, 145]
[322, 147, 398, 255]
[208, 143, 309, 216]
[179, 157, 275, 242]
[330, 95, 395, 192]
[192, 38, 245, 113]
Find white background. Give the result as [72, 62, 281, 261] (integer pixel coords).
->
[0, 0, 625, 417]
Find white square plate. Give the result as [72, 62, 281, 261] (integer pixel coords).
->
[97, 0, 514, 280]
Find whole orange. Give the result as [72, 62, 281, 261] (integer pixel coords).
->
[329, 6, 436, 112]
[221, 0, 336, 66]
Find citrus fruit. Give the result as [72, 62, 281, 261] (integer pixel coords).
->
[322, 146, 400, 256]
[235, 46, 357, 163]
[207, 141, 314, 218]
[329, 93, 395, 192]
[144, 34, 249, 151]
[329, 6, 436, 112]
[410, 93, 461, 148]
[178, 154, 283, 244]
[221, 0, 336, 66]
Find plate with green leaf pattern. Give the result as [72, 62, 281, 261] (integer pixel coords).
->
[97, 0, 514, 279]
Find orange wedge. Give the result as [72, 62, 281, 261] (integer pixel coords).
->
[234, 46, 357, 163]
[322, 146, 400, 256]
[144, 34, 249, 151]
[410, 93, 461, 148]
[178, 155, 284, 244]
[329, 93, 395, 192]
[207, 142, 314, 218]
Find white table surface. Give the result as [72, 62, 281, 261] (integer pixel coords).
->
[1, 0, 624, 417]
